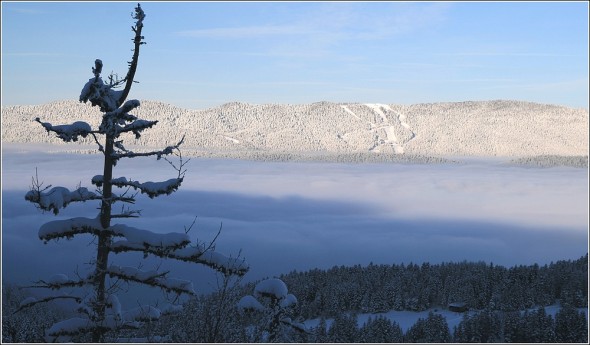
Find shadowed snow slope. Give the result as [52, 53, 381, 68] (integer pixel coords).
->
[2, 99, 588, 160]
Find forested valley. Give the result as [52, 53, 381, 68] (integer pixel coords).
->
[4, 254, 587, 342]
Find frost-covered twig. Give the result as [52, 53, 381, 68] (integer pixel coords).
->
[107, 265, 195, 296]
[111, 136, 185, 162]
[184, 216, 197, 234]
[23, 275, 91, 290]
[164, 147, 191, 179]
[111, 205, 142, 218]
[14, 295, 82, 315]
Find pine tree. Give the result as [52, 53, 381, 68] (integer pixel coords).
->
[359, 315, 403, 343]
[523, 307, 556, 342]
[555, 304, 588, 343]
[453, 310, 503, 342]
[18, 4, 248, 342]
[405, 311, 452, 343]
[327, 312, 359, 343]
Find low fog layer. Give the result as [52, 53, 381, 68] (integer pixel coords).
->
[2, 100, 588, 161]
[2, 147, 587, 306]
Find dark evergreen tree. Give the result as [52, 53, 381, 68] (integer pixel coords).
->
[358, 315, 403, 343]
[453, 310, 503, 342]
[405, 311, 451, 343]
[327, 313, 359, 343]
[555, 304, 588, 343]
[311, 317, 329, 343]
[523, 307, 556, 342]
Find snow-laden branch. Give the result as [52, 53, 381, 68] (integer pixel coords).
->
[111, 136, 185, 162]
[24, 273, 91, 290]
[37, 217, 193, 257]
[38, 217, 104, 242]
[110, 239, 249, 276]
[44, 315, 141, 343]
[80, 70, 124, 113]
[107, 265, 195, 296]
[35, 118, 94, 142]
[110, 99, 141, 119]
[168, 244, 250, 276]
[92, 175, 183, 198]
[254, 278, 289, 301]
[15, 295, 82, 314]
[109, 223, 191, 253]
[116, 119, 158, 139]
[25, 186, 101, 215]
[237, 295, 265, 312]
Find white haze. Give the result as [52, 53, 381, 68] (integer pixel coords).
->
[2, 145, 588, 307]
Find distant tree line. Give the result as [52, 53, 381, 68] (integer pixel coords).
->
[280, 254, 588, 319]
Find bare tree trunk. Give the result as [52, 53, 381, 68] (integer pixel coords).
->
[93, 136, 114, 342]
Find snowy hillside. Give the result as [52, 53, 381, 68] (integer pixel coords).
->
[2, 99, 588, 162]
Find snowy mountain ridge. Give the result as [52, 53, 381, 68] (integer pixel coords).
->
[2, 99, 588, 162]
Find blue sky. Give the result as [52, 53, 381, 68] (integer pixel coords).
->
[1, 1, 588, 110]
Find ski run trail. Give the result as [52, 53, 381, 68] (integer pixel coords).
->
[341, 103, 415, 154]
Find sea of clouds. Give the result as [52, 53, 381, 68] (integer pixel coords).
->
[2, 144, 588, 307]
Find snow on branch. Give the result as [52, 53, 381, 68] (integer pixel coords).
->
[45, 317, 93, 340]
[116, 119, 158, 139]
[237, 295, 265, 312]
[111, 136, 185, 163]
[107, 265, 195, 296]
[38, 217, 104, 242]
[111, 99, 141, 118]
[25, 185, 101, 215]
[169, 245, 250, 276]
[35, 118, 94, 142]
[110, 223, 191, 253]
[80, 70, 124, 113]
[254, 278, 289, 301]
[24, 273, 91, 290]
[15, 295, 82, 315]
[92, 175, 183, 198]
[44, 315, 141, 343]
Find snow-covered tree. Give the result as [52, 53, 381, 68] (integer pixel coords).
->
[404, 311, 452, 343]
[327, 312, 359, 343]
[237, 278, 307, 342]
[18, 4, 248, 342]
[358, 315, 403, 343]
[555, 304, 588, 343]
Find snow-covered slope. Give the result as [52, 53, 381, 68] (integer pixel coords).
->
[2, 99, 588, 161]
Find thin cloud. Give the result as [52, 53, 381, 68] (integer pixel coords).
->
[175, 2, 451, 47]
[176, 25, 319, 39]
[436, 52, 582, 58]
[6, 7, 48, 15]
[3, 52, 66, 57]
